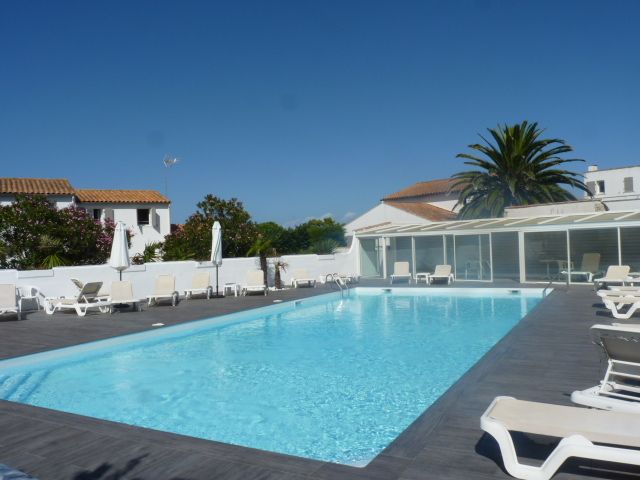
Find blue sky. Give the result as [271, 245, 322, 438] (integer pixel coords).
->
[1, 1, 639, 225]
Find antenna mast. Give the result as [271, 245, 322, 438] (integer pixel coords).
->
[163, 155, 180, 197]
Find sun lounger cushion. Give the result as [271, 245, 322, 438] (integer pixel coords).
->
[482, 396, 640, 480]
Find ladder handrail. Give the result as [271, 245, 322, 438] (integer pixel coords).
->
[326, 273, 349, 296]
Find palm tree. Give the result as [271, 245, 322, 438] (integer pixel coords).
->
[452, 121, 589, 219]
[247, 236, 274, 288]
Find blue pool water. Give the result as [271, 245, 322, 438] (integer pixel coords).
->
[0, 288, 542, 465]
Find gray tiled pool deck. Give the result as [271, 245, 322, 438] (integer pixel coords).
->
[0, 281, 636, 480]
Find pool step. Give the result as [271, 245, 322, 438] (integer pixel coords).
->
[0, 370, 49, 402]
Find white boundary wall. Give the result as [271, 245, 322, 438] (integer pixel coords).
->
[0, 247, 357, 299]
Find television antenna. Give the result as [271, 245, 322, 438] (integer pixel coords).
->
[163, 155, 180, 196]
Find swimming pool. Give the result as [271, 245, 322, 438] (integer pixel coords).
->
[0, 288, 542, 466]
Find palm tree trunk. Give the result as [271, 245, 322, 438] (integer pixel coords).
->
[260, 253, 268, 287]
[275, 266, 282, 289]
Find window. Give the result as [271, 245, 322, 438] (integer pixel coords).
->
[596, 180, 605, 194]
[454, 234, 491, 281]
[524, 231, 568, 282]
[386, 237, 413, 276]
[414, 236, 444, 274]
[491, 232, 520, 281]
[586, 181, 596, 196]
[624, 177, 634, 193]
[92, 208, 101, 220]
[137, 208, 150, 225]
[568, 228, 617, 282]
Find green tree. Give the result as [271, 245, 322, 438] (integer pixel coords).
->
[0, 195, 125, 269]
[256, 222, 294, 254]
[305, 218, 346, 245]
[163, 195, 256, 261]
[452, 121, 589, 219]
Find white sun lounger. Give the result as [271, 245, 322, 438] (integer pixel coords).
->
[427, 265, 455, 285]
[147, 275, 179, 306]
[598, 292, 640, 320]
[183, 271, 213, 299]
[390, 261, 412, 284]
[290, 269, 316, 288]
[44, 282, 111, 317]
[481, 396, 640, 480]
[109, 281, 144, 312]
[571, 324, 640, 413]
[242, 270, 267, 295]
[0, 284, 21, 319]
[594, 265, 631, 290]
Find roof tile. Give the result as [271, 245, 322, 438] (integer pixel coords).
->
[75, 189, 170, 204]
[0, 178, 75, 195]
[386, 201, 457, 221]
[383, 178, 464, 201]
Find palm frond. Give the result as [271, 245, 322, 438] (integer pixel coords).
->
[452, 121, 588, 218]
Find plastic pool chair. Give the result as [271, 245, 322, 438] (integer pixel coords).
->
[290, 269, 316, 288]
[481, 396, 640, 480]
[147, 275, 179, 306]
[594, 265, 631, 290]
[598, 292, 640, 320]
[572, 324, 640, 413]
[390, 261, 412, 284]
[44, 282, 110, 317]
[0, 284, 21, 319]
[427, 265, 455, 285]
[184, 271, 213, 299]
[109, 281, 144, 312]
[242, 270, 267, 295]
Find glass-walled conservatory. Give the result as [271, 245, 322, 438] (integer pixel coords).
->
[356, 211, 640, 283]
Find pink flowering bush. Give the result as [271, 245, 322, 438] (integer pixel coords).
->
[0, 195, 131, 269]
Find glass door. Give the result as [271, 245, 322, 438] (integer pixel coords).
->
[359, 238, 383, 277]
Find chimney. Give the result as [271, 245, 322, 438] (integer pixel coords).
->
[587, 165, 598, 172]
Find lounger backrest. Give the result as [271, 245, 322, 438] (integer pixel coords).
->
[603, 265, 631, 280]
[155, 275, 175, 296]
[110, 281, 133, 302]
[247, 270, 265, 286]
[78, 282, 103, 301]
[293, 269, 310, 279]
[591, 324, 640, 364]
[580, 253, 601, 273]
[191, 271, 210, 290]
[393, 262, 410, 276]
[0, 284, 16, 308]
[70, 278, 84, 290]
[434, 265, 452, 277]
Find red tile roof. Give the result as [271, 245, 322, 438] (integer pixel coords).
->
[75, 189, 170, 204]
[383, 178, 464, 201]
[386, 201, 457, 221]
[0, 178, 74, 195]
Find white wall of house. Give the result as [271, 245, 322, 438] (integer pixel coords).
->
[0, 249, 357, 301]
[345, 203, 430, 237]
[428, 198, 458, 212]
[584, 165, 640, 211]
[0, 194, 75, 209]
[80, 202, 171, 256]
[504, 200, 608, 218]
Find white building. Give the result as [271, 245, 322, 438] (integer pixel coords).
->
[584, 165, 640, 211]
[345, 178, 460, 238]
[0, 178, 171, 256]
[74, 189, 171, 255]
